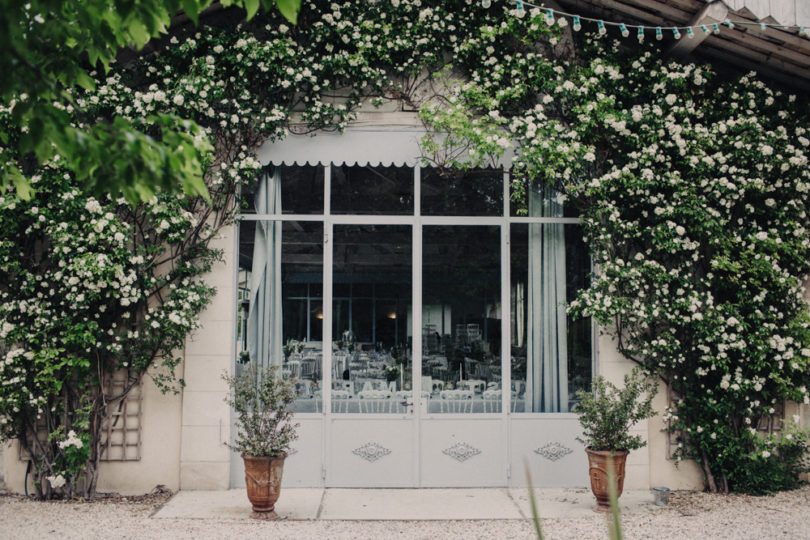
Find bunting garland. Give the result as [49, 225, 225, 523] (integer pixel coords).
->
[486, 1, 810, 40]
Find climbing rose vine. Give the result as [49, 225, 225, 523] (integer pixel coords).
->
[401, 8, 810, 493]
[1, 0, 809, 496]
[562, 55, 810, 494]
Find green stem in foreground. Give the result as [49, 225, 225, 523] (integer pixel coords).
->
[607, 456, 624, 540]
[524, 461, 545, 540]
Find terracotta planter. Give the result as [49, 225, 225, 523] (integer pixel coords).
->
[585, 448, 629, 512]
[242, 453, 286, 513]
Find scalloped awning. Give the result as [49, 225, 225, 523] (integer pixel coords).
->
[256, 127, 515, 168]
[256, 128, 428, 168]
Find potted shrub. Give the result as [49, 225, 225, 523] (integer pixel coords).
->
[575, 367, 657, 511]
[223, 363, 298, 515]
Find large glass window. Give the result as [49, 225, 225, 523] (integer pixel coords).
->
[421, 168, 503, 216]
[510, 178, 580, 218]
[240, 165, 324, 215]
[236, 165, 592, 415]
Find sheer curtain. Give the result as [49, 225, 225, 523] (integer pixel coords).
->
[525, 183, 569, 412]
[246, 168, 283, 369]
[513, 282, 525, 350]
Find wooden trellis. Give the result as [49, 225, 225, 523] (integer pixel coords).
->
[99, 371, 142, 462]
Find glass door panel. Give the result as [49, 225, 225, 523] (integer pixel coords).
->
[236, 220, 323, 413]
[331, 224, 413, 413]
[421, 168, 503, 216]
[331, 165, 414, 215]
[240, 165, 324, 215]
[422, 226, 501, 414]
[509, 223, 592, 413]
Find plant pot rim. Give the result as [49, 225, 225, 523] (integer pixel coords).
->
[241, 451, 288, 460]
[584, 447, 630, 455]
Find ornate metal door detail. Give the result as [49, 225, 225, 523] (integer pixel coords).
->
[535, 442, 573, 462]
[352, 442, 392, 462]
[442, 442, 481, 462]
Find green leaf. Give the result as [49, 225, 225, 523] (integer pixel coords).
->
[184, 170, 211, 202]
[9, 166, 34, 200]
[128, 20, 151, 48]
[181, 0, 201, 25]
[75, 71, 96, 91]
[275, 0, 300, 24]
[244, 0, 260, 20]
[524, 462, 545, 540]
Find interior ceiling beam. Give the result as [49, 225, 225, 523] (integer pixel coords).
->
[668, 1, 730, 58]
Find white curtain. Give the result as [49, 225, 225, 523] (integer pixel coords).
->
[246, 168, 283, 369]
[525, 183, 569, 412]
[513, 282, 525, 349]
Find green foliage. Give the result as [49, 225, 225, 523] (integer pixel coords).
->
[552, 43, 810, 491]
[46, 422, 91, 499]
[729, 417, 810, 495]
[224, 364, 298, 457]
[0, 165, 222, 497]
[1, 0, 807, 497]
[282, 339, 304, 360]
[575, 368, 657, 451]
[526, 459, 624, 539]
[274, 0, 301, 22]
[0, 0, 299, 203]
[384, 365, 400, 383]
[606, 457, 624, 540]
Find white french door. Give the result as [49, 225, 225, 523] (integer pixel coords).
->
[325, 221, 419, 487]
[324, 219, 508, 487]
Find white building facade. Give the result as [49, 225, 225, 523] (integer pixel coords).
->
[3, 119, 707, 494]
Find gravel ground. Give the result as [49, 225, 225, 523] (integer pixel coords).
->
[2, 486, 810, 540]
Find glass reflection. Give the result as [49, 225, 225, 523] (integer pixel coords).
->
[331, 225, 413, 413]
[510, 223, 591, 413]
[422, 226, 501, 414]
[509, 178, 580, 218]
[235, 165, 592, 417]
[240, 165, 324, 215]
[331, 165, 413, 215]
[237, 219, 323, 412]
[421, 168, 503, 216]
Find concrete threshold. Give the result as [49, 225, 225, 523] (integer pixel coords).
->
[152, 488, 661, 521]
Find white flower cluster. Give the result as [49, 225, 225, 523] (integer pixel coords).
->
[58, 430, 83, 450]
[47, 474, 66, 489]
